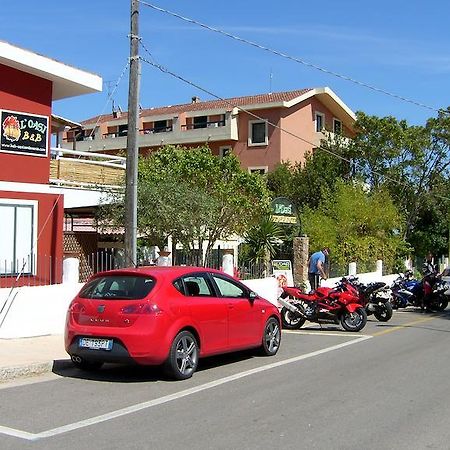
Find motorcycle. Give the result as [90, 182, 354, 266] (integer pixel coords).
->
[341, 276, 393, 322]
[390, 271, 448, 312]
[278, 283, 367, 332]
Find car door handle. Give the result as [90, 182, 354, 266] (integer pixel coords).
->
[228, 303, 234, 309]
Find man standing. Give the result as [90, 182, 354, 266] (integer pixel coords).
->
[308, 247, 329, 291]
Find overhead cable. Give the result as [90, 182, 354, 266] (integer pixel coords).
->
[139, 51, 450, 202]
[138, 0, 447, 115]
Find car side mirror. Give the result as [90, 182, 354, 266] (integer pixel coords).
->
[249, 291, 258, 301]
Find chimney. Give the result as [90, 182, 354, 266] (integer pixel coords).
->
[191, 96, 201, 104]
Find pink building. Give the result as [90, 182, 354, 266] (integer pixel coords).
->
[63, 87, 355, 173]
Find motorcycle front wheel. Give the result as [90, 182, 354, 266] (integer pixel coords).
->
[281, 304, 306, 329]
[373, 301, 393, 322]
[340, 307, 367, 332]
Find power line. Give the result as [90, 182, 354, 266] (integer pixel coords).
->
[138, 0, 447, 115]
[87, 59, 130, 138]
[139, 51, 450, 202]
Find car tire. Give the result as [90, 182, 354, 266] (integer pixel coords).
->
[164, 331, 199, 380]
[259, 317, 281, 356]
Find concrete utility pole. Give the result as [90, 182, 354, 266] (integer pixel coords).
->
[124, 0, 141, 266]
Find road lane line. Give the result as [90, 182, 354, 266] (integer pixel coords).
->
[372, 316, 435, 336]
[0, 335, 372, 441]
[283, 330, 372, 338]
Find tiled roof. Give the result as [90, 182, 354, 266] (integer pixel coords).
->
[81, 88, 313, 125]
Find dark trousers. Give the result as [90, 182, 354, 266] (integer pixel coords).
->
[308, 272, 320, 291]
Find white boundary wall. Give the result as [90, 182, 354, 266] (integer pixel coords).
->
[0, 283, 82, 339]
[0, 268, 400, 339]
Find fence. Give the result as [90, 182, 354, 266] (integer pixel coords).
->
[0, 250, 271, 288]
[0, 255, 62, 288]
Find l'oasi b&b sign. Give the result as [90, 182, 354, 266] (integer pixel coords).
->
[1, 110, 49, 157]
[271, 197, 298, 224]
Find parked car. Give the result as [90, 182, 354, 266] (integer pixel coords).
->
[65, 266, 281, 379]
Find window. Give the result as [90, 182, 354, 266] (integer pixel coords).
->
[0, 200, 37, 275]
[211, 274, 246, 298]
[219, 146, 232, 158]
[248, 120, 268, 146]
[248, 167, 268, 175]
[315, 112, 325, 132]
[118, 124, 128, 137]
[79, 275, 155, 299]
[333, 119, 342, 135]
[193, 116, 208, 129]
[180, 274, 214, 297]
[154, 120, 168, 133]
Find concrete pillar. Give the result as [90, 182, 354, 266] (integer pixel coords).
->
[63, 257, 80, 283]
[222, 251, 234, 276]
[293, 236, 309, 286]
[376, 259, 383, 274]
[348, 262, 357, 276]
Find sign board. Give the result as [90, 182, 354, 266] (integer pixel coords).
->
[1, 110, 49, 157]
[271, 197, 297, 224]
[272, 259, 294, 290]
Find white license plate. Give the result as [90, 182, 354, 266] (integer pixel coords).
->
[79, 337, 113, 350]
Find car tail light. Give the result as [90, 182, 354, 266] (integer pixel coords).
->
[69, 302, 86, 314]
[120, 303, 161, 315]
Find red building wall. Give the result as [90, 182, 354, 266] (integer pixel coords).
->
[0, 191, 64, 287]
[0, 63, 52, 184]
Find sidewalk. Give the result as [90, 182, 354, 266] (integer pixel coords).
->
[0, 335, 69, 382]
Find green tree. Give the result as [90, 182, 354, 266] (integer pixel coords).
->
[241, 216, 284, 273]
[302, 181, 408, 274]
[100, 145, 271, 266]
[347, 110, 450, 253]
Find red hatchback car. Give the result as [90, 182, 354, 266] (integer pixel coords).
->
[65, 266, 281, 379]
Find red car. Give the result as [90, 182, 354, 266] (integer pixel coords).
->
[65, 266, 281, 379]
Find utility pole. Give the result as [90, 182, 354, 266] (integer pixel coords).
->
[124, 0, 141, 266]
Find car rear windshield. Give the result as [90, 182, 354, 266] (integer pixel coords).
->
[79, 275, 155, 300]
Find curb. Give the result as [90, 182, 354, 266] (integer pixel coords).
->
[0, 361, 54, 382]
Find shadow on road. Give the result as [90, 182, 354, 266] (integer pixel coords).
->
[371, 308, 450, 333]
[51, 350, 255, 383]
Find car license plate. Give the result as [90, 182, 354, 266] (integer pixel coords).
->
[79, 337, 113, 351]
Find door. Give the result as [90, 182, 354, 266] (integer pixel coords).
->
[210, 274, 262, 349]
[181, 274, 228, 354]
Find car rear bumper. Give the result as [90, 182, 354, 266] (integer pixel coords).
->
[66, 331, 169, 366]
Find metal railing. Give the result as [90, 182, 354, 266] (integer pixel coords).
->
[181, 120, 226, 130]
[0, 255, 61, 288]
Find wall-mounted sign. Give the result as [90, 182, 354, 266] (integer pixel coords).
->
[271, 197, 297, 224]
[1, 110, 49, 157]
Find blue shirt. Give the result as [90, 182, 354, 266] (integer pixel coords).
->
[309, 251, 325, 274]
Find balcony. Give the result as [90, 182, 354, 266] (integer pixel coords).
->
[50, 148, 125, 188]
[62, 113, 239, 152]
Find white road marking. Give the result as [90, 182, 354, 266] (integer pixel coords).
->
[0, 335, 372, 442]
[283, 330, 372, 337]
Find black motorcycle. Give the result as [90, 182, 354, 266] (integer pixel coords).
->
[341, 276, 393, 322]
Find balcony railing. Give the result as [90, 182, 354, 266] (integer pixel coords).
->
[181, 120, 226, 130]
[140, 126, 173, 134]
[50, 148, 125, 188]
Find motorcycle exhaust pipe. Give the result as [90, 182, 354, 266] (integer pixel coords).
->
[278, 297, 307, 318]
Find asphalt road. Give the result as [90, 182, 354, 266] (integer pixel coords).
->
[1, 308, 450, 450]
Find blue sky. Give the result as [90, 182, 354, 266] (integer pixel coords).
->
[2, 0, 449, 125]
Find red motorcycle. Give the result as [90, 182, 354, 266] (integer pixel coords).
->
[278, 284, 367, 332]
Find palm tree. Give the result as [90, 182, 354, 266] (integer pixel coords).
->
[244, 216, 284, 276]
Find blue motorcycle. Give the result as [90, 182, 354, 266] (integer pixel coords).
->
[390, 271, 448, 311]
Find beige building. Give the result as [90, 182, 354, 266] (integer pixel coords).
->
[63, 87, 355, 173]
